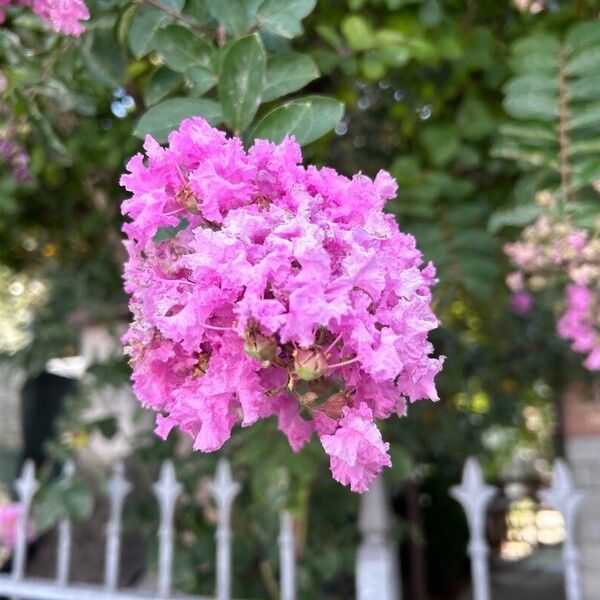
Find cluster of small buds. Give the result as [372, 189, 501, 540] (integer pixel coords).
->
[0, 136, 30, 183]
[0, 0, 89, 36]
[505, 196, 599, 371]
[121, 118, 444, 492]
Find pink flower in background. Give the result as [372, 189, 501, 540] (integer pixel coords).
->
[505, 210, 599, 372]
[0, 503, 33, 550]
[121, 118, 444, 492]
[557, 284, 599, 369]
[510, 291, 534, 315]
[0, 0, 89, 36]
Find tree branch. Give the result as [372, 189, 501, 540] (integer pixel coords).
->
[557, 49, 572, 203]
[141, 0, 213, 37]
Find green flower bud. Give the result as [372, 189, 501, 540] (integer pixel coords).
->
[294, 349, 327, 381]
[244, 332, 277, 365]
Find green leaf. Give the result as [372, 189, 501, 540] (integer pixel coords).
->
[144, 67, 183, 106]
[263, 52, 319, 102]
[92, 416, 118, 438]
[510, 34, 560, 73]
[420, 125, 459, 166]
[569, 101, 600, 129]
[566, 47, 600, 76]
[248, 95, 343, 145]
[568, 73, 600, 100]
[565, 21, 600, 53]
[82, 32, 126, 88]
[258, 0, 316, 39]
[491, 140, 559, 169]
[340, 15, 377, 51]
[498, 122, 557, 143]
[63, 481, 94, 522]
[569, 138, 600, 156]
[187, 65, 218, 96]
[205, 0, 260, 36]
[488, 204, 542, 233]
[503, 93, 558, 121]
[456, 97, 495, 140]
[135, 98, 223, 142]
[503, 74, 557, 96]
[128, 4, 174, 59]
[218, 34, 266, 133]
[153, 217, 190, 241]
[571, 157, 600, 189]
[154, 24, 214, 72]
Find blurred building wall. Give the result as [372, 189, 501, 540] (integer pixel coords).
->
[563, 382, 600, 600]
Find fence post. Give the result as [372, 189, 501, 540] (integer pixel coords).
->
[153, 460, 183, 599]
[356, 474, 401, 600]
[210, 459, 240, 600]
[450, 458, 495, 600]
[11, 460, 38, 582]
[539, 459, 585, 600]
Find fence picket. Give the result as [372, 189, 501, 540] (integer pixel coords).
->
[539, 459, 585, 600]
[153, 460, 183, 599]
[209, 458, 240, 600]
[450, 458, 495, 600]
[55, 461, 75, 585]
[279, 511, 296, 600]
[104, 461, 131, 592]
[11, 460, 38, 583]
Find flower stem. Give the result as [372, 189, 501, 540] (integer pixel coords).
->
[326, 356, 360, 370]
[323, 332, 343, 356]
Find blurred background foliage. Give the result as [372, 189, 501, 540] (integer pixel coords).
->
[1, 0, 599, 598]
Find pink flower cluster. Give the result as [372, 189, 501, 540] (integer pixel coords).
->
[0, 503, 28, 550]
[557, 285, 600, 370]
[121, 118, 443, 492]
[505, 212, 600, 371]
[0, 0, 89, 36]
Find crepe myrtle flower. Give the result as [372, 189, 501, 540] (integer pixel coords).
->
[121, 117, 444, 492]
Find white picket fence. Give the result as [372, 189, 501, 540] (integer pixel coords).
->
[451, 457, 586, 600]
[0, 458, 401, 600]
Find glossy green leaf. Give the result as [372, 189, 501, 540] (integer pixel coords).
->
[263, 52, 319, 102]
[187, 65, 218, 96]
[248, 95, 343, 145]
[135, 98, 223, 142]
[205, 0, 261, 36]
[154, 25, 214, 72]
[218, 34, 266, 132]
[144, 67, 183, 106]
[258, 0, 316, 39]
[128, 2, 184, 59]
[82, 32, 126, 88]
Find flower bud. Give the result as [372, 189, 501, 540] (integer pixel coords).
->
[244, 331, 277, 365]
[294, 349, 327, 381]
[318, 391, 350, 419]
